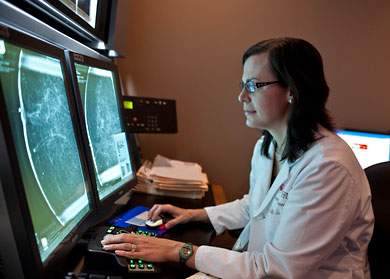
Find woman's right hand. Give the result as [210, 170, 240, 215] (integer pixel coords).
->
[148, 204, 209, 229]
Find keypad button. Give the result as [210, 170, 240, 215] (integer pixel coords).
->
[129, 264, 137, 269]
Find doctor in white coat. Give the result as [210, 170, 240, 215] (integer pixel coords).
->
[102, 38, 374, 279]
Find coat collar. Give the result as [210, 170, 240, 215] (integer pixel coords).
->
[251, 128, 329, 217]
[253, 143, 291, 217]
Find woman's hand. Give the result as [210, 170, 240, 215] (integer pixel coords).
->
[148, 204, 209, 229]
[101, 232, 197, 266]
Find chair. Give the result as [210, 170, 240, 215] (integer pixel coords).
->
[364, 161, 390, 278]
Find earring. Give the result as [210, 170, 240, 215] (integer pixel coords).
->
[288, 97, 293, 104]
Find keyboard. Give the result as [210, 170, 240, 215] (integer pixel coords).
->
[84, 225, 161, 275]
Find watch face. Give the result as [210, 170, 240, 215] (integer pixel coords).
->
[182, 247, 191, 256]
[180, 243, 193, 263]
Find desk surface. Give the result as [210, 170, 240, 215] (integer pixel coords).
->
[72, 187, 219, 279]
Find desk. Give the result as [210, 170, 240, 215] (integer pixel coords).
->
[70, 185, 222, 279]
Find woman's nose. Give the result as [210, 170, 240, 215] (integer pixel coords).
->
[238, 89, 250, 103]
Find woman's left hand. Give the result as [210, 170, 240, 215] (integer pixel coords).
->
[101, 232, 185, 263]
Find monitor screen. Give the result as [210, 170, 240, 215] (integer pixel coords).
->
[0, 26, 95, 277]
[66, 51, 137, 208]
[336, 129, 390, 169]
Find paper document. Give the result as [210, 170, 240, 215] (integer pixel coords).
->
[133, 154, 209, 199]
[151, 154, 204, 182]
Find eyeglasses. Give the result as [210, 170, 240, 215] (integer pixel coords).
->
[239, 80, 279, 93]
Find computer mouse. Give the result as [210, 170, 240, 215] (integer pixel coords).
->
[145, 214, 173, 229]
[145, 217, 164, 228]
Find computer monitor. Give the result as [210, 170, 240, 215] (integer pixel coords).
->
[0, 25, 96, 278]
[336, 129, 390, 169]
[65, 51, 137, 215]
[9, 0, 116, 46]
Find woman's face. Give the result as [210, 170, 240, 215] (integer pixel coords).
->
[238, 53, 291, 132]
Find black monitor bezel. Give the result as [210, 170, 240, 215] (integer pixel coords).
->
[0, 24, 98, 278]
[65, 50, 138, 217]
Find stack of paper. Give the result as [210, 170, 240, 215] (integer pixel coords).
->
[132, 155, 209, 199]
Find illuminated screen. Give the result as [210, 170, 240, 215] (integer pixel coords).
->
[336, 130, 390, 169]
[0, 40, 91, 262]
[74, 62, 134, 201]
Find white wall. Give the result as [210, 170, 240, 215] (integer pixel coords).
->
[115, 0, 390, 201]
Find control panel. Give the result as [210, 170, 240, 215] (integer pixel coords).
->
[122, 96, 177, 133]
[84, 225, 161, 275]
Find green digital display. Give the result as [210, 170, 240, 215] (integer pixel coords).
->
[123, 100, 133, 110]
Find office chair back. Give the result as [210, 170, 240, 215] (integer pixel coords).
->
[364, 161, 390, 278]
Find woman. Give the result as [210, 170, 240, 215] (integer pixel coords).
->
[102, 38, 374, 278]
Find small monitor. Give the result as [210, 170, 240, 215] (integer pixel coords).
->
[66, 51, 137, 213]
[336, 129, 390, 169]
[0, 25, 96, 278]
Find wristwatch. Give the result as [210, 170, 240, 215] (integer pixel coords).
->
[179, 242, 193, 265]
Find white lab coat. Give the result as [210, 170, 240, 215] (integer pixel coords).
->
[195, 129, 374, 279]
